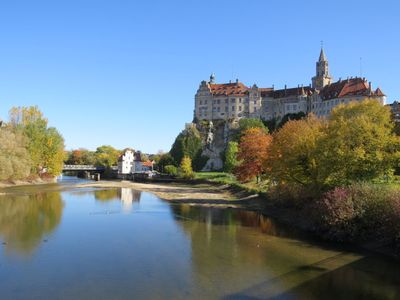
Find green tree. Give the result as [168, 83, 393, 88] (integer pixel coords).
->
[170, 125, 206, 171]
[65, 148, 96, 165]
[267, 100, 400, 191]
[266, 114, 326, 189]
[164, 165, 178, 176]
[180, 156, 194, 179]
[0, 127, 32, 180]
[224, 141, 238, 173]
[236, 118, 268, 141]
[9, 106, 65, 176]
[318, 100, 399, 186]
[95, 145, 120, 167]
[157, 153, 175, 172]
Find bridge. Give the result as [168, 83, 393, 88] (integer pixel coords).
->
[62, 165, 106, 172]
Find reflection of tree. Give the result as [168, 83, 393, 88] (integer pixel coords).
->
[94, 188, 141, 203]
[171, 205, 284, 236]
[0, 191, 64, 255]
[94, 189, 119, 202]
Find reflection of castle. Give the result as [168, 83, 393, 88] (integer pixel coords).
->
[118, 188, 141, 212]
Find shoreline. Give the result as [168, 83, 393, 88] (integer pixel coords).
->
[0, 177, 57, 189]
[75, 180, 261, 208]
[76, 179, 399, 261]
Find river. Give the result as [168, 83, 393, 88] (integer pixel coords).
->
[0, 176, 399, 299]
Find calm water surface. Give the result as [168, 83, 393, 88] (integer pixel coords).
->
[1, 176, 400, 299]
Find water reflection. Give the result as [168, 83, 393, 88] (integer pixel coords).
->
[171, 205, 400, 299]
[1, 186, 400, 299]
[0, 191, 64, 256]
[172, 205, 292, 237]
[119, 188, 141, 212]
[94, 189, 120, 201]
[94, 188, 141, 212]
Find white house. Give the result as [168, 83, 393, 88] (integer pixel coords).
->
[118, 149, 154, 176]
[118, 148, 135, 175]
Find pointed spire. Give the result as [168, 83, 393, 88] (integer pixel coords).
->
[319, 47, 327, 62]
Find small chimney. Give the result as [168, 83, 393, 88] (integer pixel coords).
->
[229, 80, 232, 83]
[236, 78, 239, 84]
[284, 84, 287, 96]
[272, 84, 275, 90]
[369, 81, 372, 94]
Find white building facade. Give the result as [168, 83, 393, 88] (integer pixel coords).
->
[117, 149, 135, 174]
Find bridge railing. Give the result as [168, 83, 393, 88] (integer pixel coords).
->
[63, 165, 103, 171]
[63, 165, 119, 171]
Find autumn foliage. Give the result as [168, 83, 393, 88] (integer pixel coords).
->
[234, 127, 271, 183]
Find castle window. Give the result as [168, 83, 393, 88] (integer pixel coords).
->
[232, 106, 235, 111]
[225, 106, 228, 112]
[239, 106, 242, 111]
[225, 99, 228, 104]
[200, 100, 202, 105]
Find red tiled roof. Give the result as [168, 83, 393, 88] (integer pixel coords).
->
[209, 82, 249, 96]
[374, 87, 385, 97]
[319, 78, 383, 100]
[142, 161, 153, 167]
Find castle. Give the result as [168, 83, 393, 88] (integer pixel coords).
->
[194, 48, 386, 122]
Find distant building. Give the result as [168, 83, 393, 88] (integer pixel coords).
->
[387, 101, 400, 123]
[194, 48, 386, 122]
[118, 149, 154, 176]
[118, 148, 135, 175]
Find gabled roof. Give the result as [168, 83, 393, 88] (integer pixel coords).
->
[209, 82, 249, 97]
[319, 77, 380, 100]
[374, 87, 385, 97]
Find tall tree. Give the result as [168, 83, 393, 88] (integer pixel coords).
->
[266, 114, 326, 189]
[0, 127, 32, 180]
[224, 141, 238, 173]
[234, 128, 272, 183]
[180, 156, 194, 179]
[9, 106, 65, 176]
[170, 125, 206, 170]
[319, 100, 399, 186]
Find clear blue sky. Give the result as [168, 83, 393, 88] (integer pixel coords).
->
[0, 0, 399, 153]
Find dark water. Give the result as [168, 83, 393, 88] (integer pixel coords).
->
[0, 177, 400, 299]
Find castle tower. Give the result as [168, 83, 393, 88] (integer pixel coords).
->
[312, 47, 333, 90]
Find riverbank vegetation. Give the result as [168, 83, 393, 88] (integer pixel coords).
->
[170, 100, 400, 255]
[0, 106, 65, 181]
